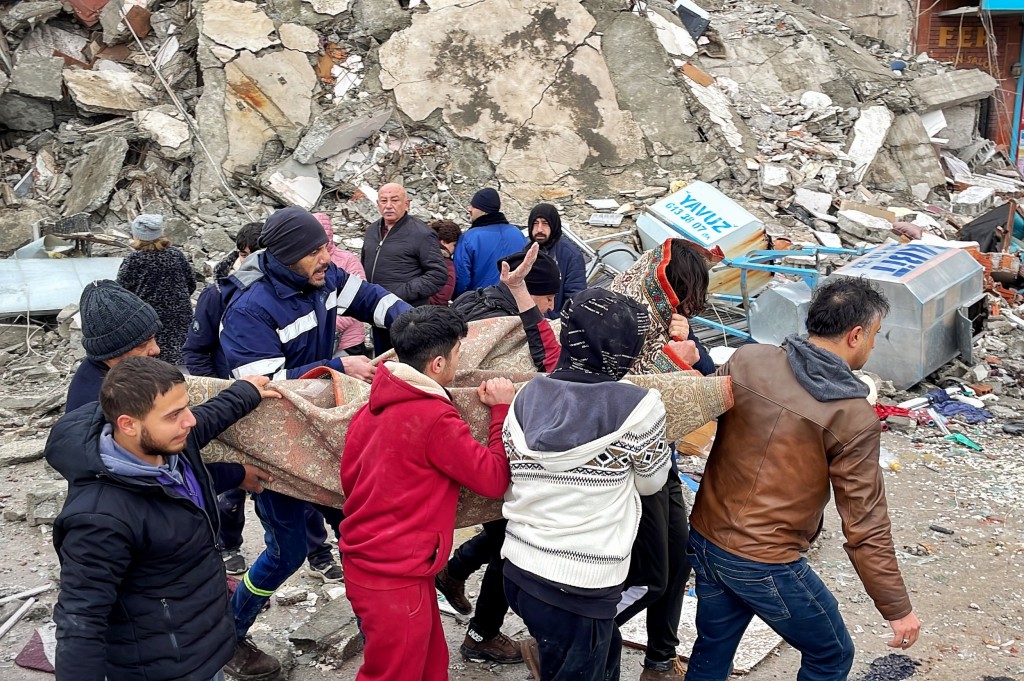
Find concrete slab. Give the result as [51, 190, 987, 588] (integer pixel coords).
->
[262, 159, 323, 209]
[279, 23, 320, 52]
[135, 105, 193, 160]
[201, 0, 275, 52]
[61, 135, 129, 216]
[913, 69, 998, 113]
[64, 68, 160, 115]
[10, 54, 65, 101]
[847, 105, 894, 182]
[0, 93, 54, 131]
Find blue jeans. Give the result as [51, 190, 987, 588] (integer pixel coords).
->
[684, 529, 854, 681]
[217, 489, 334, 566]
[231, 489, 344, 640]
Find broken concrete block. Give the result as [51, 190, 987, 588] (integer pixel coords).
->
[837, 210, 893, 244]
[0, 439, 46, 467]
[26, 484, 66, 526]
[10, 55, 65, 101]
[0, 203, 54, 254]
[262, 159, 323, 210]
[847, 105, 894, 183]
[302, 0, 348, 16]
[758, 163, 792, 200]
[201, 0, 275, 52]
[647, 7, 697, 57]
[275, 587, 310, 606]
[942, 105, 980, 150]
[62, 136, 129, 216]
[293, 108, 392, 164]
[866, 113, 946, 193]
[0, 94, 54, 132]
[799, 91, 832, 111]
[0, 72, 8, 97]
[793, 188, 832, 216]
[64, 69, 160, 115]
[913, 69, 998, 113]
[953, 186, 995, 217]
[290, 595, 363, 663]
[278, 23, 319, 53]
[135, 106, 193, 160]
[0, 1, 61, 30]
[100, 1, 154, 45]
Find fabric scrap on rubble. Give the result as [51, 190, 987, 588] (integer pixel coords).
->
[191, 316, 733, 528]
[926, 389, 992, 424]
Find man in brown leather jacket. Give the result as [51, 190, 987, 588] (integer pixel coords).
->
[685, 277, 920, 681]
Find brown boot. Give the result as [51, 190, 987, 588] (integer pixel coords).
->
[224, 638, 281, 680]
[639, 656, 687, 680]
[521, 636, 542, 679]
[460, 630, 523, 664]
[434, 566, 472, 615]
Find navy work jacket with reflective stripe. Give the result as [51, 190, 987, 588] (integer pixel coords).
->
[220, 251, 410, 380]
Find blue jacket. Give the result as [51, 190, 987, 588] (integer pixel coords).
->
[453, 212, 528, 296]
[182, 281, 232, 379]
[220, 251, 411, 380]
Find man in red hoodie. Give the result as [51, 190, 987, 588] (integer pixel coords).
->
[339, 305, 514, 681]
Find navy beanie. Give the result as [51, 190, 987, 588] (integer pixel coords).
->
[499, 250, 562, 296]
[470, 188, 501, 214]
[80, 280, 163, 361]
[259, 207, 328, 266]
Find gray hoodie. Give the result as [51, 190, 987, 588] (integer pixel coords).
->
[784, 334, 868, 402]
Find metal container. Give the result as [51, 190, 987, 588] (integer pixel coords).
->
[748, 280, 812, 345]
[830, 243, 985, 390]
[635, 181, 770, 296]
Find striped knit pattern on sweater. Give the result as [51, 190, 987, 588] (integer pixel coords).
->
[501, 378, 671, 589]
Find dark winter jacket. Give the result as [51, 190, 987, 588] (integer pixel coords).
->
[220, 251, 411, 379]
[361, 213, 449, 307]
[453, 212, 528, 296]
[116, 247, 197, 365]
[66, 358, 110, 413]
[527, 205, 587, 318]
[429, 255, 456, 306]
[182, 253, 254, 379]
[47, 381, 262, 681]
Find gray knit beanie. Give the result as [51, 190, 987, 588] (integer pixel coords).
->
[131, 214, 165, 241]
[80, 280, 163, 361]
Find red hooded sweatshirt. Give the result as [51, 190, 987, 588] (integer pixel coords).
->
[339, 362, 511, 588]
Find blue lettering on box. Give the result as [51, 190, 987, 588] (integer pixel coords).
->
[846, 244, 943, 279]
[662, 195, 737, 245]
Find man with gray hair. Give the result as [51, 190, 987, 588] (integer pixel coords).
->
[684, 277, 920, 681]
[361, 183, 449, 353]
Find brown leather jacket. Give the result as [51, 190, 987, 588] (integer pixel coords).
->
[690, 343, 912, 621]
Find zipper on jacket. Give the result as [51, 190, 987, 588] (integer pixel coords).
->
[369, 218, 400, 283]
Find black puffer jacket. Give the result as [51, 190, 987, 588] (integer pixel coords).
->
[361, 213, 449, 306]
[47, 382, 261, 681]
[450, 283, 519, 322]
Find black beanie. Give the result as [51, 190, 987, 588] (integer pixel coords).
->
[80, 280, 163, 361]
[259, 206, 328, 266]
[555, 288, 650, 380]
[470, 188, 501, 214]
[498, 250, 562, 296]
[527, 203, 563, 245]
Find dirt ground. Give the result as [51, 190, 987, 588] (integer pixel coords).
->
[0, 426, 1022, 681]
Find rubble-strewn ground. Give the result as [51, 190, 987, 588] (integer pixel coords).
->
[1, 422, 1023, 680]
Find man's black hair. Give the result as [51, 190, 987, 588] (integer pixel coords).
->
[806, 277, 890, 339]
[235, 222, 263, 252]
[390, 306, 468, 373]
[101, 357, 185, 424]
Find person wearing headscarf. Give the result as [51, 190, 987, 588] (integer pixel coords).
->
[526, 203, 587, 318]
[116, 214, 197, 365]
[502, 288, 672, 680]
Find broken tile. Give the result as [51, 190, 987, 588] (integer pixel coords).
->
[262, 159, 323, 210]
[201, 0, 275, 52]
[278, 23, 320, 53]
[61, 136, 129, 216]
[135, 106, 193, 160]
[10, 55, 65, 101]
[64, 68, 161, 115]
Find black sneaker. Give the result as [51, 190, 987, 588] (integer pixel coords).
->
[308, 560, 345, 583]
[222, 549, 246, 575]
